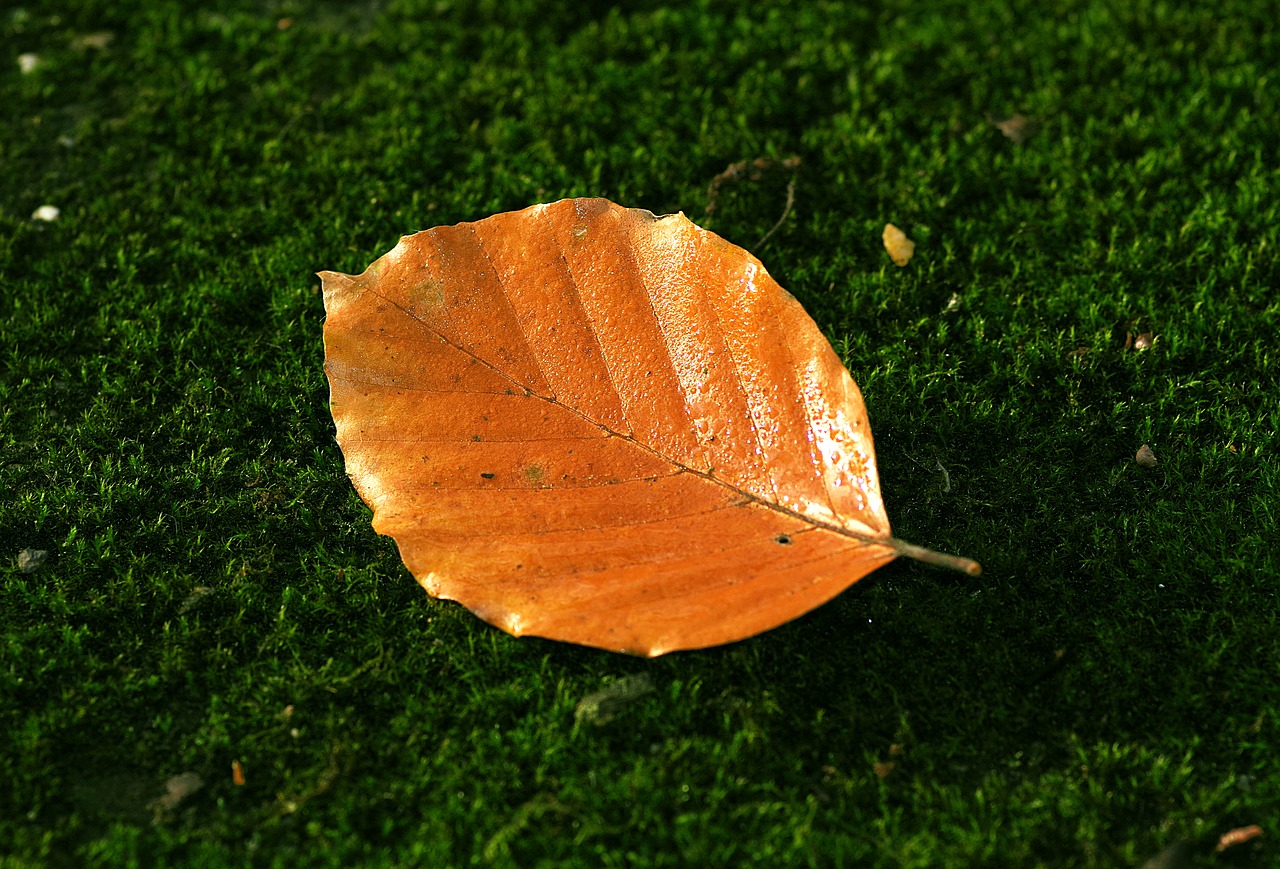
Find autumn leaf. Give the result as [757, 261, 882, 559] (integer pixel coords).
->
[321, 198, 978, 656]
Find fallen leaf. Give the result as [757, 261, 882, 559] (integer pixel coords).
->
[1215, 824, 1262, 852]
[882, 223, 915, 266]
[1136, 444, 1157, 468]
[320, 198, 979, 656]
[232, 760, 246, 786]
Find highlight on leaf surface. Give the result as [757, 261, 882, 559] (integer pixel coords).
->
[320, 198, 979, 656]
[882, 223, 915, 267]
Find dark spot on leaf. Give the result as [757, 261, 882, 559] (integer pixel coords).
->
[775, 534, 792, 545]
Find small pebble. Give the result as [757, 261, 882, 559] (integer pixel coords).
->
[18, 53, 40, 74]
[18, 549, 48, 573]
[1136, 444, 1157, 468]
[32, 205, 60, 222]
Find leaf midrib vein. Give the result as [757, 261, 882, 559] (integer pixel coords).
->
[353, 265, 895, 553]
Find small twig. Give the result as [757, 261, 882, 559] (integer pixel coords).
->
[934, 460, 951, 494]
[755, 175, 796, 249]
[705, 155, 800, 218]
[890, 539, 982, 576]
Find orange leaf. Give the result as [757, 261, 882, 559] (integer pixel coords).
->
[321, 198, 978, 655]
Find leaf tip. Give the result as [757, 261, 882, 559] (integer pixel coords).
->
[318, 270, 360, 313]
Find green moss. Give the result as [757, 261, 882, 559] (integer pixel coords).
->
[1, 0, 1276, 865]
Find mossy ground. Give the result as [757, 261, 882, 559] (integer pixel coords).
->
[2, 1, 1276, 865]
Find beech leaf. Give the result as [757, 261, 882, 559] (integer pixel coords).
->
[321, 198, 978, 656]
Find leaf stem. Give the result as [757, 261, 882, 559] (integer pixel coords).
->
[890, 539, 982, 576]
